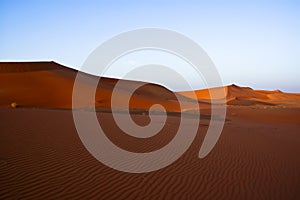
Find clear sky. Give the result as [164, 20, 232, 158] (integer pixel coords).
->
[1, 0, 300, 92]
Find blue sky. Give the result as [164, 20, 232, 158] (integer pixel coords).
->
[1, 0, 300, 92]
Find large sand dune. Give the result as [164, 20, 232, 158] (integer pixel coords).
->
[0, 62, 190, 111]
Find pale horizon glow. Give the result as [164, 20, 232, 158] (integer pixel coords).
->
[1, 0, 299, 92]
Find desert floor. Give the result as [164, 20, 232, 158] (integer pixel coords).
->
[1, 106, 300, 199]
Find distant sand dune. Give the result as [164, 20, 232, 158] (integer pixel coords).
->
[179, 84, 300, 106]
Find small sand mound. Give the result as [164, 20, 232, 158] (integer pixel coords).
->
[10, 102, 18, 108]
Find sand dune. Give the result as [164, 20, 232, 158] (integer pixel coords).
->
[0, 62, 190, 111]
[179, 84, 300, 106]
